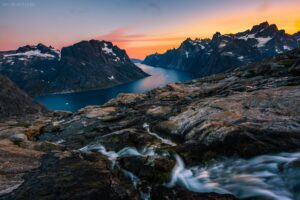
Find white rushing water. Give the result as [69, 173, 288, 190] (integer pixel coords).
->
[80, 143, 157, 166]
[143, 123, 176, 146]
[79, 130, 300, 200]
[166, 152, 300, 200]
[80, 143, 154, 200]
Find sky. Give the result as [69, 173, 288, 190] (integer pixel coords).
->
[1, 0, 300, 59]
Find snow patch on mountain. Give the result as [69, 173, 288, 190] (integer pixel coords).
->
[219, 42, 227, 48]
[102, 43, 116, 56]
[185, 51, 189, 58]
[189, 40, 206, 49]
[4, 50, 56, 59]
[222, 52, 234, 56]
[256, 37, 272, 48]
[283, 45, 291, 51]
[50, 48, 61, 60]
[238, 34, 256, 40]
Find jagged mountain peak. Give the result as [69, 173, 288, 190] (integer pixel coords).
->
[143, 21, 299, 76]
[294, 31, 300, 40]
[11, 43, 61, 59]
[250, 21, 270, 33]
[212, 32, 222, 40]
[60, 39, 130, 65]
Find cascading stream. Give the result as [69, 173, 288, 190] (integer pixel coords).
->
[80, 144, 156, 167]
[166, 152, 300, 200]
[80, 143, 159, 199]
[143, 123, 176, 146]
[80, 124, 300, 200]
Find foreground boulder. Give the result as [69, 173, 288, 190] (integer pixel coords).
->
[2, 151, 139, 200]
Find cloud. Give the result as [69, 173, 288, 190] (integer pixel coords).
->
[146, 2, 162, 15]
[120, 0, 163, 15]
[96, 27, 185, 47]
[258, 0, 272, 11]
[95, 27, 146, 45]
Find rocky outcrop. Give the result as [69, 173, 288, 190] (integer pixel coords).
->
[2, 151, 140, 200]
[294, 31, 300, 41]
[39, 49, 300, 161]
[26, 49, 299, 199]
[2, 49, 300, 199]
[143, 22, 300, 76]
[0, 75, 47, 118]
[0, 40, 148, 95]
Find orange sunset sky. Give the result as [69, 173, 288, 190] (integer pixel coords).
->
[1, 0, 300, 59]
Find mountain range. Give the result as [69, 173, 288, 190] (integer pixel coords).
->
[0, 40, 148, 96]
[143, 22, 300, 76]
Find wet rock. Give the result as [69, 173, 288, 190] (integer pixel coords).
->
[78, 106, 118, 119]
[33, 141, 66, 152]
[146, 106, 172, 118]
[95, 128, 164, 152]
[0, 139, 43, 196]
[51, 124, 63, 132]
[154, 121, 180, 135]
[105, 93, 147, 106]
[120, 155, 175, 184]
[280, 158, 300, 200]
[52, 110, 73, 119]
[2, 151, 139, 200]
[24, 124, 45, 139]
[151, 186, 238, 200]
[9, 133, 27, 144]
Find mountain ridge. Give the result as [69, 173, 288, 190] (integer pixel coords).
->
[0, 40, 148, 96]
[0, 75, 48, 118]
[143, 21, 300, 76]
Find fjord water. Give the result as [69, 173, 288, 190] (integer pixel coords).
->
[35, 63, 197, 111]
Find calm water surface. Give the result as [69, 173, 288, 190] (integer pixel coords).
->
[35, 63, 197, 111]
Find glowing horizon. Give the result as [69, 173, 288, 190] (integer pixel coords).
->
[1, 0, 300, 59]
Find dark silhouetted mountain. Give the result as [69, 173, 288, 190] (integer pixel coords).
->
[0, 75, 47, 118]
[294, 31, 300, 42]
[0, 40, 148, 95]
[143, 22, 300, 76]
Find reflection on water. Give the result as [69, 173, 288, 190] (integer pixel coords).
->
[35, 63, 197, 111]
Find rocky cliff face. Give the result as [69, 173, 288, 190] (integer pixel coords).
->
[143, 22, 300, 76]
[0, 40, 148, 96]
[0, 75, 47, 118]
[1, 49, 300, 200]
